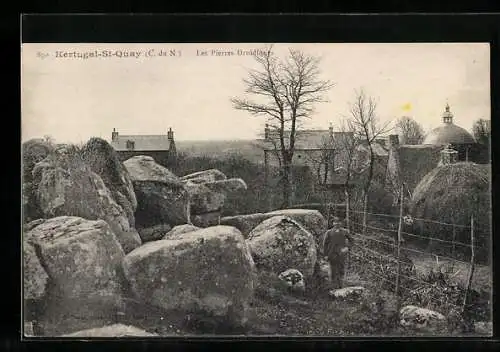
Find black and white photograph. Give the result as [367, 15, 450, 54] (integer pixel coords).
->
[21, 42, 492, 337]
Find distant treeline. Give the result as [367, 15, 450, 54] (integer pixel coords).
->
[168, 152, 397, 218]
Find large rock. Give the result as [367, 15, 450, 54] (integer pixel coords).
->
[221, 209, 327, 240]
[124, 155, 183, 185]
[220, 213, 269, 238]
[265, 209, 327, 243]
[124, 156, 189, 227]
[328, 286, 366, 301]
[25, 216, 128, 336]
[180, 169, 227, 183]
[184, 181, 225, 215]
[61, 324, 157, 337]
[184, 178, 247, 216]
[24, 219, 46, 232]
[22, 139, 54, 223]
[24, 321, 35, 337]
[123, 226, 257, 325]
[26, 216, 125, 302]
[81, 138, 138, 227]
[23, 241, 49, 301]
[137, 224, 172, 243]
[474, 321, 493, 335]
[191, 213, 221, 228]
[278, 269, 306, 294]
[202, 178, 247, 193]
[31, 149, 141, 253]
[399, 305, 446, 332]
[246, 216, 317, 278]
[163, 224, 200, 239]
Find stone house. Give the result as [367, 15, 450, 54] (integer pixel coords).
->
[110, 127, 177, 167]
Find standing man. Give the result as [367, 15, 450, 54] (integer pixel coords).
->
[321, 217, 352, 289]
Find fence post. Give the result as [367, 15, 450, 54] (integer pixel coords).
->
[451, 223, 456, 259]
[395, 184, 404, 304]
[345, 190, 350, 233]
[463, 216, 475, 314]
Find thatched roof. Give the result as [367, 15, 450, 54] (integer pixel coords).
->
[398, 145, 442, 193]
[410, 162, 491, 229]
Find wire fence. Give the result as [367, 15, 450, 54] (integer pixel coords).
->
[340, 199, 492, 322]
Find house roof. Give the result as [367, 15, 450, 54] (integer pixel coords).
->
[355, 142, 389, 157]
[111, 135, 172, 151]
[256, 129, 338, 151]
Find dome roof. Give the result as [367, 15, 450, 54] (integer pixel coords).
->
[423, 124, 476, 145]
[423, 103, 476, 145]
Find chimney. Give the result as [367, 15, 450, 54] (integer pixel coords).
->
[168, 127, 177, 160]
[329, 122, 334, 138]
[264, 124, 270, 139]
[439, 144, 458, 166]
[112, 128, 118, 142]
[388, 134, 399, 148]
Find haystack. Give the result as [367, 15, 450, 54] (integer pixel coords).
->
[410, 162, 491, 261]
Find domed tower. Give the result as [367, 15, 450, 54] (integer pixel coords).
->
[423, 103, 476, 161]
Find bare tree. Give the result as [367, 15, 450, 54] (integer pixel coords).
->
[334, 119, 362, 232]
[231, 45, 334, 208]
[395, 116, 425, 145]
[346, 88, 392, 233]
[472, 118, 490, 145]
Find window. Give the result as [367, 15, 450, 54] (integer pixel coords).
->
[126, 140, 135, 150]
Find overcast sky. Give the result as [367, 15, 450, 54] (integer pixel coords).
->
[21, 43, 490, 144]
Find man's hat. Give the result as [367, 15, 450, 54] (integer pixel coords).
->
[331, 216, 342, 227]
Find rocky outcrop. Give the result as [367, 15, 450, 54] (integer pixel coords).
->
[26, 216, 125, 302]
[123, 226, 257, 326]
[399, 305, 446, 332]
[246, 216, 317, 278]
[61, 324, 157, 337]
[124, 156, 189, 227]
[163, 224, 200, 240]
[81, 138, 138, 228]
[22, 139, 54, 222]
[137, 224, 172, 243]
[221, 209, 327, 240]
[23, 241, 49, 301]
[30, 149, 141, 253]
